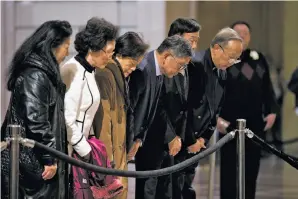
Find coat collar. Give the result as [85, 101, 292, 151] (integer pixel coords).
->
[74, 53, 95, 73]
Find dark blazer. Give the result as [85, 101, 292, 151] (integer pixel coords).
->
[186, 49, 226, 146]
[127, 51, 165, 149]
[163, 69, 189, 142]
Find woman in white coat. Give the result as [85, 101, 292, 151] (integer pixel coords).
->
[61, 17, 123, 199]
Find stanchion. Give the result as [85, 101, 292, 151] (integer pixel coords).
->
[236, 119, 246, 199]
[208, 129, 218, 199]
[9, 124, 21, 199]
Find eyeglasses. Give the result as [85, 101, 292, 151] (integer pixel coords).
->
[188, 38, 199, 46]
[101, 49, 115, 57]
[170, 54, 188, 71]
[218, 44, 241, 65]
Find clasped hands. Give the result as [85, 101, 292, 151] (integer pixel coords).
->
[187, 138, 206, 154]
[127, 135, 183, 160]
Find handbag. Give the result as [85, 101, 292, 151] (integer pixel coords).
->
[1, 95, 44, 188]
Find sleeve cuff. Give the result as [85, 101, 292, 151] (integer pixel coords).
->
[41, 156, 56, 166]
[185, 138, 197, 147]
[164, 132, 177, 144]
[72, 135, 92, 157]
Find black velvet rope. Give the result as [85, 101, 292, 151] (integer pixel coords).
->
[32, 133, 235, 178]
[247, 130, 298, 170]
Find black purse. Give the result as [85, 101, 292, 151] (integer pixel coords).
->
[1, 95, 44, 187]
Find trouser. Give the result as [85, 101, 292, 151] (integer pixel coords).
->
[135, 141, 173, 199]
[220, 137, 261, 199]
[181, 153, 198, 199]
[166, 148, 197, 199]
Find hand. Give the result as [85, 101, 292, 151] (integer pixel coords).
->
[168, 136, 182, 156]
[187, 140, 202, 154]
[198, 138, 206, 149]
[217, 117, 230, 134]
[264, 113, 276, 131]
[42, 163, 57, 180]
[127, 139, 142, 161]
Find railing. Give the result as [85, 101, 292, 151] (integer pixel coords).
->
[2, 119, 298, 199]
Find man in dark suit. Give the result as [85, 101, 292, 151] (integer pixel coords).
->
[184, 27, 243, 199]
[127, 35, 193, 199]
[160, 18, 203, 199]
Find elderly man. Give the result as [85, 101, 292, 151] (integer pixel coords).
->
[183, 27, 243, 199]
[217, 21, 278, 199]
[127, 35, 193, 199]
[159, 18, 201, 199]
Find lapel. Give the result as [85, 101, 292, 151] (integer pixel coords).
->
[174, 75, 184, 102]
[147, 51, 158, 112]
[203, 50, 216, 116]
[185, 66, 189, 99]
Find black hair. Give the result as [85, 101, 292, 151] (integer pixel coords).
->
[7, 20, 72, 90]
[157, 35, 192, 58]
[230, 21, 251, 32]
[168, 18, 201, 37]
[74, 17, 118, 55]
[114, 31, 149, 60]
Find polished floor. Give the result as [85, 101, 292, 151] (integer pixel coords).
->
[127, 144, 298, 199]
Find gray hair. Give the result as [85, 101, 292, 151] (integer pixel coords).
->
[157, 35, 192, 58]
[210, 27, 243, 47]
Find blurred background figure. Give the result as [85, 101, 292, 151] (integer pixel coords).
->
[269, 63, 286, 151]
[288, 66, 298, 116]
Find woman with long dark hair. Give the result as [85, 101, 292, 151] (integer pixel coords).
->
[61, 17, 123, 199]
[93, 31, 149, 199]
[1, 20, 72, 199]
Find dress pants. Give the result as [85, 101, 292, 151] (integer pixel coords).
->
[181, 153, 198, 199]
[135, 125, 173, 199]
[168, 148, 197, 199]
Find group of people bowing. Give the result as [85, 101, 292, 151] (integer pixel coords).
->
[1, 17, 277, 199]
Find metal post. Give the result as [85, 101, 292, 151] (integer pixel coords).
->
[9, 124, 21, 199]
[208, 129, 218, 199]
[236, 119, 246, 199]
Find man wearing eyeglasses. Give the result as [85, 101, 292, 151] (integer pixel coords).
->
[158, 18, 202, 199]
[182, 27, 243, 199]
[217, 21, 278, 199]
[127, 35, 192, 199]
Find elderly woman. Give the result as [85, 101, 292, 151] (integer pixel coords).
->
[1, 20, 72, 199]
[93, 31, 149, 199]
[60, 17, 123, 199]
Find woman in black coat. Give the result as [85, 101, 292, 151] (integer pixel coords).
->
[1, 20, 72, 199]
